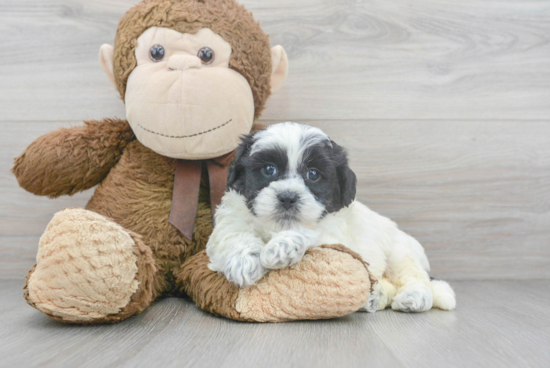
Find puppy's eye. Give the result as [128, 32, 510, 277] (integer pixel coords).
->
[149, 44, 165, 62]
[261, 164, 278, 177]
[307, 169, 320, 182]
[198, 47, 215, 65]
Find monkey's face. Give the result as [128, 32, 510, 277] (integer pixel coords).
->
[125, 27, 255, 159]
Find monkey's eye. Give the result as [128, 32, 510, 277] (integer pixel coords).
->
[307, 169, 320, 182]
[197, 47, 214, 65]
[149, 45, 165, 62]
[261, 164, 278, 177]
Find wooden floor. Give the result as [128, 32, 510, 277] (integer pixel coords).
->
[1, 279, 548, 368]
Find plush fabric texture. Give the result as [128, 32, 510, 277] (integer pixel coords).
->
[85, 138, 213, 295]
[177, 245, 374, 322]
[24, 208, 156, 324]
[12, 118, 135, 198]
[176, 250, 244, 320]
[236, 245, 375, 322]
[113, 0, 273, 119]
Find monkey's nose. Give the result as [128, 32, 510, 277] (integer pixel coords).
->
[278, 193, 298, 210]
[167, 55, 201, 71]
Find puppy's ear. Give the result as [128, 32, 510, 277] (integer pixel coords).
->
[332, 141, 357, 208]
[227, 133, 255, 193]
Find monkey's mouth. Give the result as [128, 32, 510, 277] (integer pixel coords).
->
[137, 119, 232, 139]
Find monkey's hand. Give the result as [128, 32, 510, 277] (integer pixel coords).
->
[12, 118, 134, 198]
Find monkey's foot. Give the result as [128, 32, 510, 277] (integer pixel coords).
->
[24, 208, 156, 324]
[178, 244, 375, 322]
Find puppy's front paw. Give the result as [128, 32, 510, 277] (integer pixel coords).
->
[392, 284, 433, 313]
[260, 234, 307, 270]
[224, 251, 266, 288]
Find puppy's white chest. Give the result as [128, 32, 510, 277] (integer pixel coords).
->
[316, 220, 353, 248]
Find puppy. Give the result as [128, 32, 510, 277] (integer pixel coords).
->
[206, 122, 456, 312]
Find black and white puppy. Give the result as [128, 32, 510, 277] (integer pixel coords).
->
[206, 122, 456, 312]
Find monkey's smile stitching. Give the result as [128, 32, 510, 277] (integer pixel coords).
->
[137, 119, 232, 138]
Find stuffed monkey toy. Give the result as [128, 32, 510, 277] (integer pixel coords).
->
[13, 0, 374, 324]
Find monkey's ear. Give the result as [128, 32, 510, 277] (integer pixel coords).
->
[99, 44, 116, 88]
[270, 45, 288, 93]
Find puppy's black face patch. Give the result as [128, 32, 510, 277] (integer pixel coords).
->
[299, 143, 340, 214]
[242, 147, 288, 211]
[227, 133, 289, 211]
[299, 141, 356, 215]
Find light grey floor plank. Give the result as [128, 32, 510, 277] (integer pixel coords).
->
[369, 281, 550, 368]
[0, 280, 548, 368]
[0, 0, 549, 122]
[2, 120, 549, 280]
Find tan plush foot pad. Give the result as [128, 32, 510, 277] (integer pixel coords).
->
[179, 244, 375, 322]
[24, 208, 156, 324]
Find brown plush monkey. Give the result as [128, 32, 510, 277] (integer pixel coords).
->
[13, 0, 374, 324]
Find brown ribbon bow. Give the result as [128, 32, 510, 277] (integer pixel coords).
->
[168, 151, 235, 240]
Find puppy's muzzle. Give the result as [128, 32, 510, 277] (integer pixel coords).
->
[278, 192, 298, 210]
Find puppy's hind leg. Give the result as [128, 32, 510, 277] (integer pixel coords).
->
[390, 259, 433, 312]
[387, 233, 435, 312]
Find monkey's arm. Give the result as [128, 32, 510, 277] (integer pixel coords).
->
[178, 244, 374, 322]
[12, 118, 135, 198]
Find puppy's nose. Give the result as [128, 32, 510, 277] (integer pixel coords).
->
[278, 193, 298, 210]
